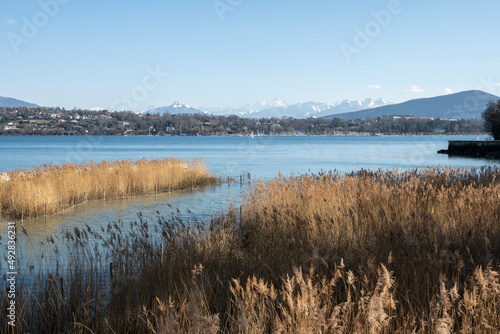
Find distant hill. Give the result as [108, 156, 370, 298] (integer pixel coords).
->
[0, 96, 39, 108]
[322, 90, 500, 120]
[144, 102, 206, 116]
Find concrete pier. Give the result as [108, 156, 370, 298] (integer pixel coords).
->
[438, 140, 500, 159]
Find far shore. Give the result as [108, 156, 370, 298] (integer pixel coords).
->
[0, 132, 490, 138]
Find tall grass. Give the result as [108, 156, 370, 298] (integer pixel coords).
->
[0, 158, 218, 219]
[241, 167, 500, 277]
[1, 166, 500, 333]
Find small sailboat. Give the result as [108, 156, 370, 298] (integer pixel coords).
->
[250, 131, 254, 138]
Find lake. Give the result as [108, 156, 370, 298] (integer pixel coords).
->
[0, 135, 496, 176]
[0, 135, 498, 267]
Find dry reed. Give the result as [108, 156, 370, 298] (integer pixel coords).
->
[0, 157, 218, 219]
[2, 166, 500, 333]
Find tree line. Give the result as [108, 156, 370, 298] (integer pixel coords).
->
[0, 106, 487, 136]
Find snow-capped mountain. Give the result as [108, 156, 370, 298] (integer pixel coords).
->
[202, 99, 287, 116]
[201, 98, 390, 119]
[144, 102, 206, 116]
[245, 98, 390, 119]
[315, 98, 390, 118]
[144, 98, 391, 119]
[240, 99, 287, 113]
[322, 90, 499, 120]
[244, 101, 331, 119]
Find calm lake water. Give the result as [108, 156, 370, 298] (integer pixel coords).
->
[0, 135, 498, 268]
[0, 135, 496, 176]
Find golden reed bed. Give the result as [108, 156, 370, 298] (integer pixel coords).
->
[0, 157, 217, 220]
[2, 166, 500, 333]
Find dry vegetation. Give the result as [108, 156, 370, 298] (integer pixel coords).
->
[0, 158, 218, 219]
[1, 166, 500, 333]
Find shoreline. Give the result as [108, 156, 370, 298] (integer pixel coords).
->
[0, 133, 490, 138]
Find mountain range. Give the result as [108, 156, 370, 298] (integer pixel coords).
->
[322, 90, 499, 120]
[0, 96, 39, 108]
[201, 99, 288, 117]
[144, 101, 206, 116]
[145, 98, 391, 119]
[3, 90, 499, 120]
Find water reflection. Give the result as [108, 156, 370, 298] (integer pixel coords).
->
[1, 183, 249, 271]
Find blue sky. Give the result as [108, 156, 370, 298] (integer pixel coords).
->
[1, 0, 500, 111]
